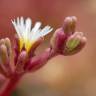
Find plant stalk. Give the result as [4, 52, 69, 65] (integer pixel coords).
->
[0, 74, 21, 96]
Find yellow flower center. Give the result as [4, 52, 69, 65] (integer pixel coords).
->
[19, 38, 34, 52]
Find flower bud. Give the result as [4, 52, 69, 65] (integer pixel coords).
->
[0, 44, 11, 77]
[50, 28, 67, 53]
[0, 39, 5, 45]
[63, 16, 77, 35]
[14, 34, 20, 64]
[4, 38, 12, 56]
[16, 51, 28, 74]
[0, 44, 9, 65]
[0, 38, 14, 77]
[66, 34, 80, 51]
[4, 38, 15, 72]
[64, 32, 87, 55]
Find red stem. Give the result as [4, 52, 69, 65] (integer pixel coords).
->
[0, 74, 21, 96]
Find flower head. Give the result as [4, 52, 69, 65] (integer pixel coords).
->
[12, 17, 53, 52]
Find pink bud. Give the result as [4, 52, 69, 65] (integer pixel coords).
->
[15, 51, 28, 74]
[63, 16, 77, 35]
[50, 28, 67, 53]
[64, 32, 87, 55]
[14, 35, 20, 64]
[0, 44, 11, 77]
[0, 44, 9, 65]
[4, 38, 15, 73]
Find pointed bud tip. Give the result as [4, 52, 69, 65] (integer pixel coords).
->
[63, 16, 77, 34]
[0, 44, 7, 53]
[64, 16, 77, 24]
[0, 39, 5, 45]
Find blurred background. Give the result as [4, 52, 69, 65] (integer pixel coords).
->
[0, 0, 96, 96]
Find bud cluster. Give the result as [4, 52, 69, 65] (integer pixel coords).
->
[51, 16, 87, 56]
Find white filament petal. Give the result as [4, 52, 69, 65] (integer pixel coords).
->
[40, 26, 53, 36]
[31, 22, 41, 34]
[25, 18, 32, 32]
[24, 18, 32, 40]
[11, 20, 22, 38]
[17, 17, 20, 25]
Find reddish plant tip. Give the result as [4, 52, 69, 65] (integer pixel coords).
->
[50, 16, 87, 56]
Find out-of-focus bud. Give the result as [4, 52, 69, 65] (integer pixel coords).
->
[14, 35, 20, 52]
[64, 32, 87, 55]
[50, 28, 67, 53]
[4, 38, 15, 72]
[14, 35, 20, 64]
[0, 38, 14, 77]
[16, 51, 28, 74]
[0, 44, 11, 76]
[0, 39, 5, 45]
[0, 44, 8, 65]
[0, 44, 9, 77]
[63, 16, 77, 35]
[4, 38, 12, 56]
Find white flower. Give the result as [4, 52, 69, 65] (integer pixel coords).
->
[12, 17, 53, 52]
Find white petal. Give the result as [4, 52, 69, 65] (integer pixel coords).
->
[17, 17, 20, 25]
[30, 22, 41, 41]
[25, 18, 32, 31]
[30, 29, 41, 41]
[19, 17, 25, 35]
[40, 25, 53, 36]
[25, 18, 32, 33]
[17, 18, 24, 39]
[20, 17, 24, 27]
[23, 18, 32, 40]
[31, 22, 41, 34]
[11, 20, 22, 38]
